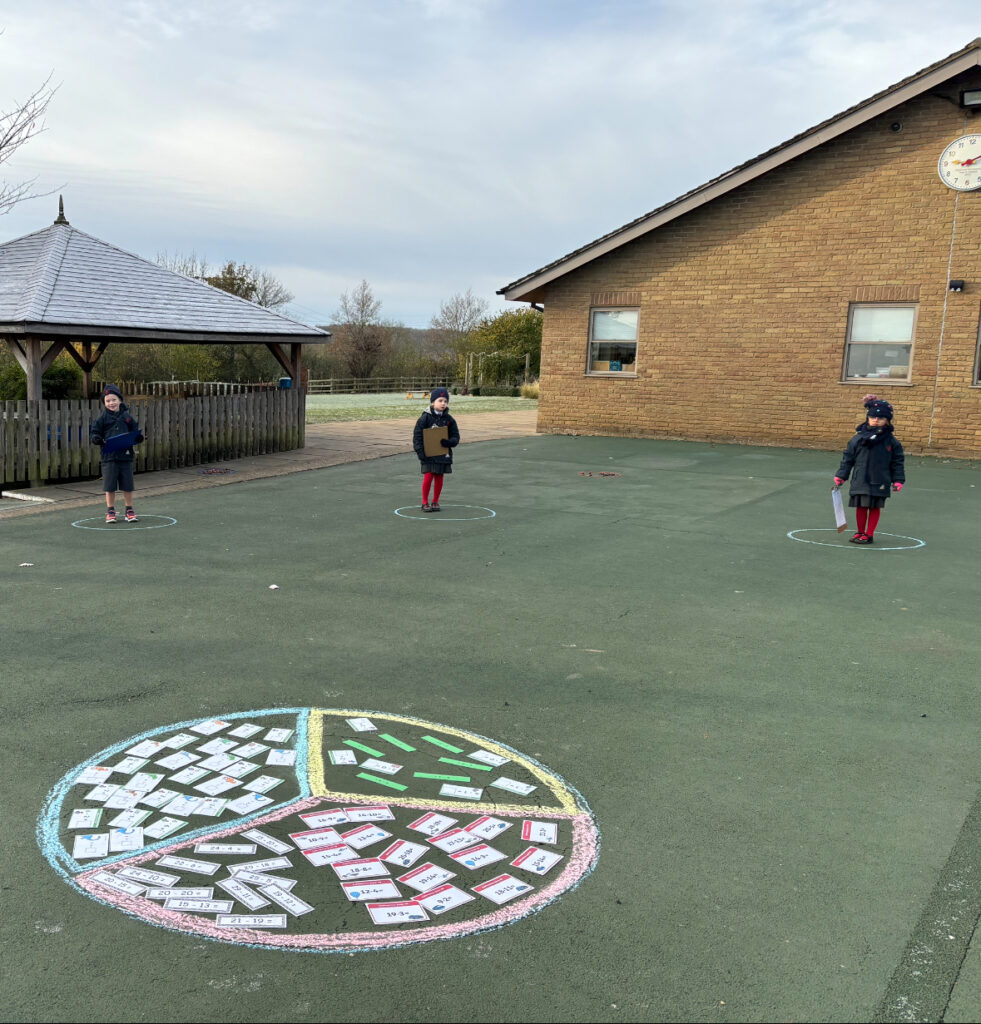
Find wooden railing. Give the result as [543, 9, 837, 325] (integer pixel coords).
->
[94, 380, 283, 396]
[2, 390, 306, 487]
[308, 377, 458, 394]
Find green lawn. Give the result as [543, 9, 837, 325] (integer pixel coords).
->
[305, 393, 536, 422]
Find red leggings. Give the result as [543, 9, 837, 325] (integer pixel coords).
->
[856, 506, 881, 536]
[422, 473, 444, 503]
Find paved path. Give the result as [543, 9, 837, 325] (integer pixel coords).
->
[0, 409, 539, 519]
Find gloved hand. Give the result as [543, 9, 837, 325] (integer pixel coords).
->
[440, 438, 451, 447]
[91, 436, 104, 447]
[833, 477, 844, 486]
[134, 433, 145, 444]
[446, 436, 459, 447]
[892, 482, 903, 491]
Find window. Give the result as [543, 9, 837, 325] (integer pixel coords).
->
[974, 310, 981, 385]
[843, 304, 915, 382]
[588, 308, 638, 374]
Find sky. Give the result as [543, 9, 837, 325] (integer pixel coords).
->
[0, 1, 977, 329]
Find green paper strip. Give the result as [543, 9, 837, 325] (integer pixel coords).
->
[438, 756, 494, 771]
[413, 772, 472, 782]
[344, 739, 385, 757]
[357, 772, 408, 792]
[421, 735, 464, 753]
[379, 733, 416, 752]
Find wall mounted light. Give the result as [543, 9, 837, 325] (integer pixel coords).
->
[949, 280, 965, 292]
[960, 89, 981, 110]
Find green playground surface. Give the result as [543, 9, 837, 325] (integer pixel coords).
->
[305, 393, 535, 422]
[3, 433, 981, 1023]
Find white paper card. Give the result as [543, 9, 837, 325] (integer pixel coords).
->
[73, 833, 109, 859]
[216, 877, 270, 910]
[162, 733, 197, 749]
[127, 772, 165, 793]
[521, 820, 558, 844]
[75, 766, 114, 785]
[340, 825, 391, 850]
[242, 829, 293, 854]
[195, 842, 258, 856]
[380, 839, 428, 869]
[228, 724, 263, 738]
[92, 870, 144, 895]
[413, 883, 475, 915]
[290, 827, 343, 851]
[111, 756, 149, 774]
[195, 774, 240, 796]
[231, 856, 293, 875]
[299, 809, 349, 828]
[344, 805, 394, 822]
[216, 914, 287, 928]
[193, 797, 229, 817]
[243, 775, 283, 794]
[465, 815, 512, 839]
[489, 777, 537, 796]
[472, 873, 534, 904]
[366, 900, 428, 925]
[157, 855, 221, 875]
[265, 749, 296, 767]
[328, 749, 358, 766]
[408, 812, 457, 836]
[196, 753, 238, 772]
[69, 808, 103, 829]
[142, 817, 186, 839]
[225, 793, 273, 815]
[163, 898, 234, 913]
[449, 843, 507, 870]
[511, 846, 564, 875]
[118, 866, 180, 886]
[429, 829, 481, 854]
[259, 884, 315, 917]
[359, 758, 402, 775]
[467, 748, 510, 767]
[439, 784, 483, 800]
[231, 742, 269, 758]
[397, 862, 455, 892]
[84, 783, 119, 802]
[264, 728, 294, 743]
[331, 858, 391, 880]
[168, 766, 209, 785]
[302, 844, 357, 867]
[341, 879, 401, 902]
[162, 795, 205, 816]
[345, 718, 376, 732]
[197, 737, 238, 755]
[127, 740, 166, 757]
[108, 808, 150, 829]
[190, 719, 231, 736]
[140, 788, 181, 808]
[156, 751, 200, 770]
[145, 887, 214, 900]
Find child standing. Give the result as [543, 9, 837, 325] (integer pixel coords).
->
[90, 384, 143, 523]
[413, 387, 460, 512]
[834, 394, 905, 544]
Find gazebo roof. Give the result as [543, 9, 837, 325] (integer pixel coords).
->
[0, 207, 327, 343]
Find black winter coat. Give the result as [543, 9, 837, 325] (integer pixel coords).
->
[836, 423, 905, 497]
[90, 402, 142, 462]
[413, 407, 460, 472]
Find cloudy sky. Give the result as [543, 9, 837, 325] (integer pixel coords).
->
[0, 1, 977, 328]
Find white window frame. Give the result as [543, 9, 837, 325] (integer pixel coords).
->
[842, 303, 916, 384]
[587, 307, 639, 376]
[973, 307, 981, 385]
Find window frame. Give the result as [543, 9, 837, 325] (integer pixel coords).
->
[586, 306, 640, 376]
[842, 302, 917, 384]
[973, 305, 981, 386]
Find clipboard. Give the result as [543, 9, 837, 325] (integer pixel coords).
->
[831, 486, 848, 533]
[102, 430, 142, 454]
[422, 426, 449, 458]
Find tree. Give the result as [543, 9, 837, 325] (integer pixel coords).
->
[330, 280, 392, 379]
[463, 308, 543, 384]
[428, 289, 488, 354]
[1, 68, 57, 216]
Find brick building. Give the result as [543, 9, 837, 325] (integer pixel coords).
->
[499, 40, 981, 456]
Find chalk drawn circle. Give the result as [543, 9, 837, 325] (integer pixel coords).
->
[394, 505, 496, 521]
[38, 708, 598, 954]
[786, 529, 925, 551]
[71, 515, 178, 531]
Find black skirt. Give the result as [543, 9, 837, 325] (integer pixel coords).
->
[848, 494, 887, 509]
[419, 461, 452, 475]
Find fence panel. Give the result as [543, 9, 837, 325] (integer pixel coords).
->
[2, 390, 307, 487]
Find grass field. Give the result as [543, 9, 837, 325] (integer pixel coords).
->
[306, 393, 536, 422]
[3, 433, 981, 1024]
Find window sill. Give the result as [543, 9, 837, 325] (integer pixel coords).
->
[840, 380, 914, 386]
[586, 372, 638, 378]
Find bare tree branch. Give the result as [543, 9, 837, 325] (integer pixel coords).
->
[0, 72, 58, 216]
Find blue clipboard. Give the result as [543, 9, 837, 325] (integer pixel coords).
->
[102, 430, 142, 454]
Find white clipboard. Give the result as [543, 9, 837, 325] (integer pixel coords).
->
[831, 486, 848, 533]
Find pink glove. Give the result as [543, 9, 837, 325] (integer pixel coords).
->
[892, 482, 903, 491]
[833, 477, 844, 486]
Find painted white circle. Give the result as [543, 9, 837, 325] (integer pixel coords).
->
[71, 515, 178, 531]
[39, 707, 598, 954]
[786, 529, 925, 550]
[394, 505, 496, 521]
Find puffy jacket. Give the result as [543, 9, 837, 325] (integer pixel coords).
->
[836, 423, 905, 496]
[413, 407, 460, 466]
[90, 403, 142, 462]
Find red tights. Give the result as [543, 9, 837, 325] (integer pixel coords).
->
[855, 506, 881, 537]
[422, 473, 444, 504]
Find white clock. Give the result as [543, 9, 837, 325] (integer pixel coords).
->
[938, 134, 981, 191]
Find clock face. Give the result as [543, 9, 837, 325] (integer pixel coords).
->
[938, 134, 981, 191]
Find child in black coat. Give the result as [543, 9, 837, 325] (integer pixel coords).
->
[90, 384, 144, 523]
[412, 387, 460, 512]
[834, 394, 905, 544]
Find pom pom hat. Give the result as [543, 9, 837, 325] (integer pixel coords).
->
[430, 387, 450, 404]
[103, 383, 123, 400]
[863, 393, 893, 420]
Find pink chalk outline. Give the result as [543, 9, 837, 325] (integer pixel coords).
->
[75, 797, 599, 953]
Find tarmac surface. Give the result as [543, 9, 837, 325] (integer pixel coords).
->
[4, 410, 981, 1023]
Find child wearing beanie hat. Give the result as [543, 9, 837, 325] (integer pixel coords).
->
[90, 384, 144, 523]
[412, 388, 460, 511]
[833, 393, 905, 544]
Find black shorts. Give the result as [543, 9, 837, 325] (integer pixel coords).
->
[102, 461, 135, 493]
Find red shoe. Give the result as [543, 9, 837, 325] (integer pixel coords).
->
[105, 509, 116, 523]
[125, 509, 139, 522]
[431, 502, 441, 512]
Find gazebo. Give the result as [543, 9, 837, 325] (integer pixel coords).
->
[0, 202, 329, 487]
[0, 200, 328, 400]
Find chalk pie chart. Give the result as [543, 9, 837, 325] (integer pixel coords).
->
[39, 708, 599, 952]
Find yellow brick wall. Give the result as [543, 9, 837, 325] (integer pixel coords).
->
[537, 85, 981, 456]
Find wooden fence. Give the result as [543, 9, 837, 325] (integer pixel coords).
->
[308, 376, 458, 394]
[2, 389, 305, 487]
[94, 379, 282, 396]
